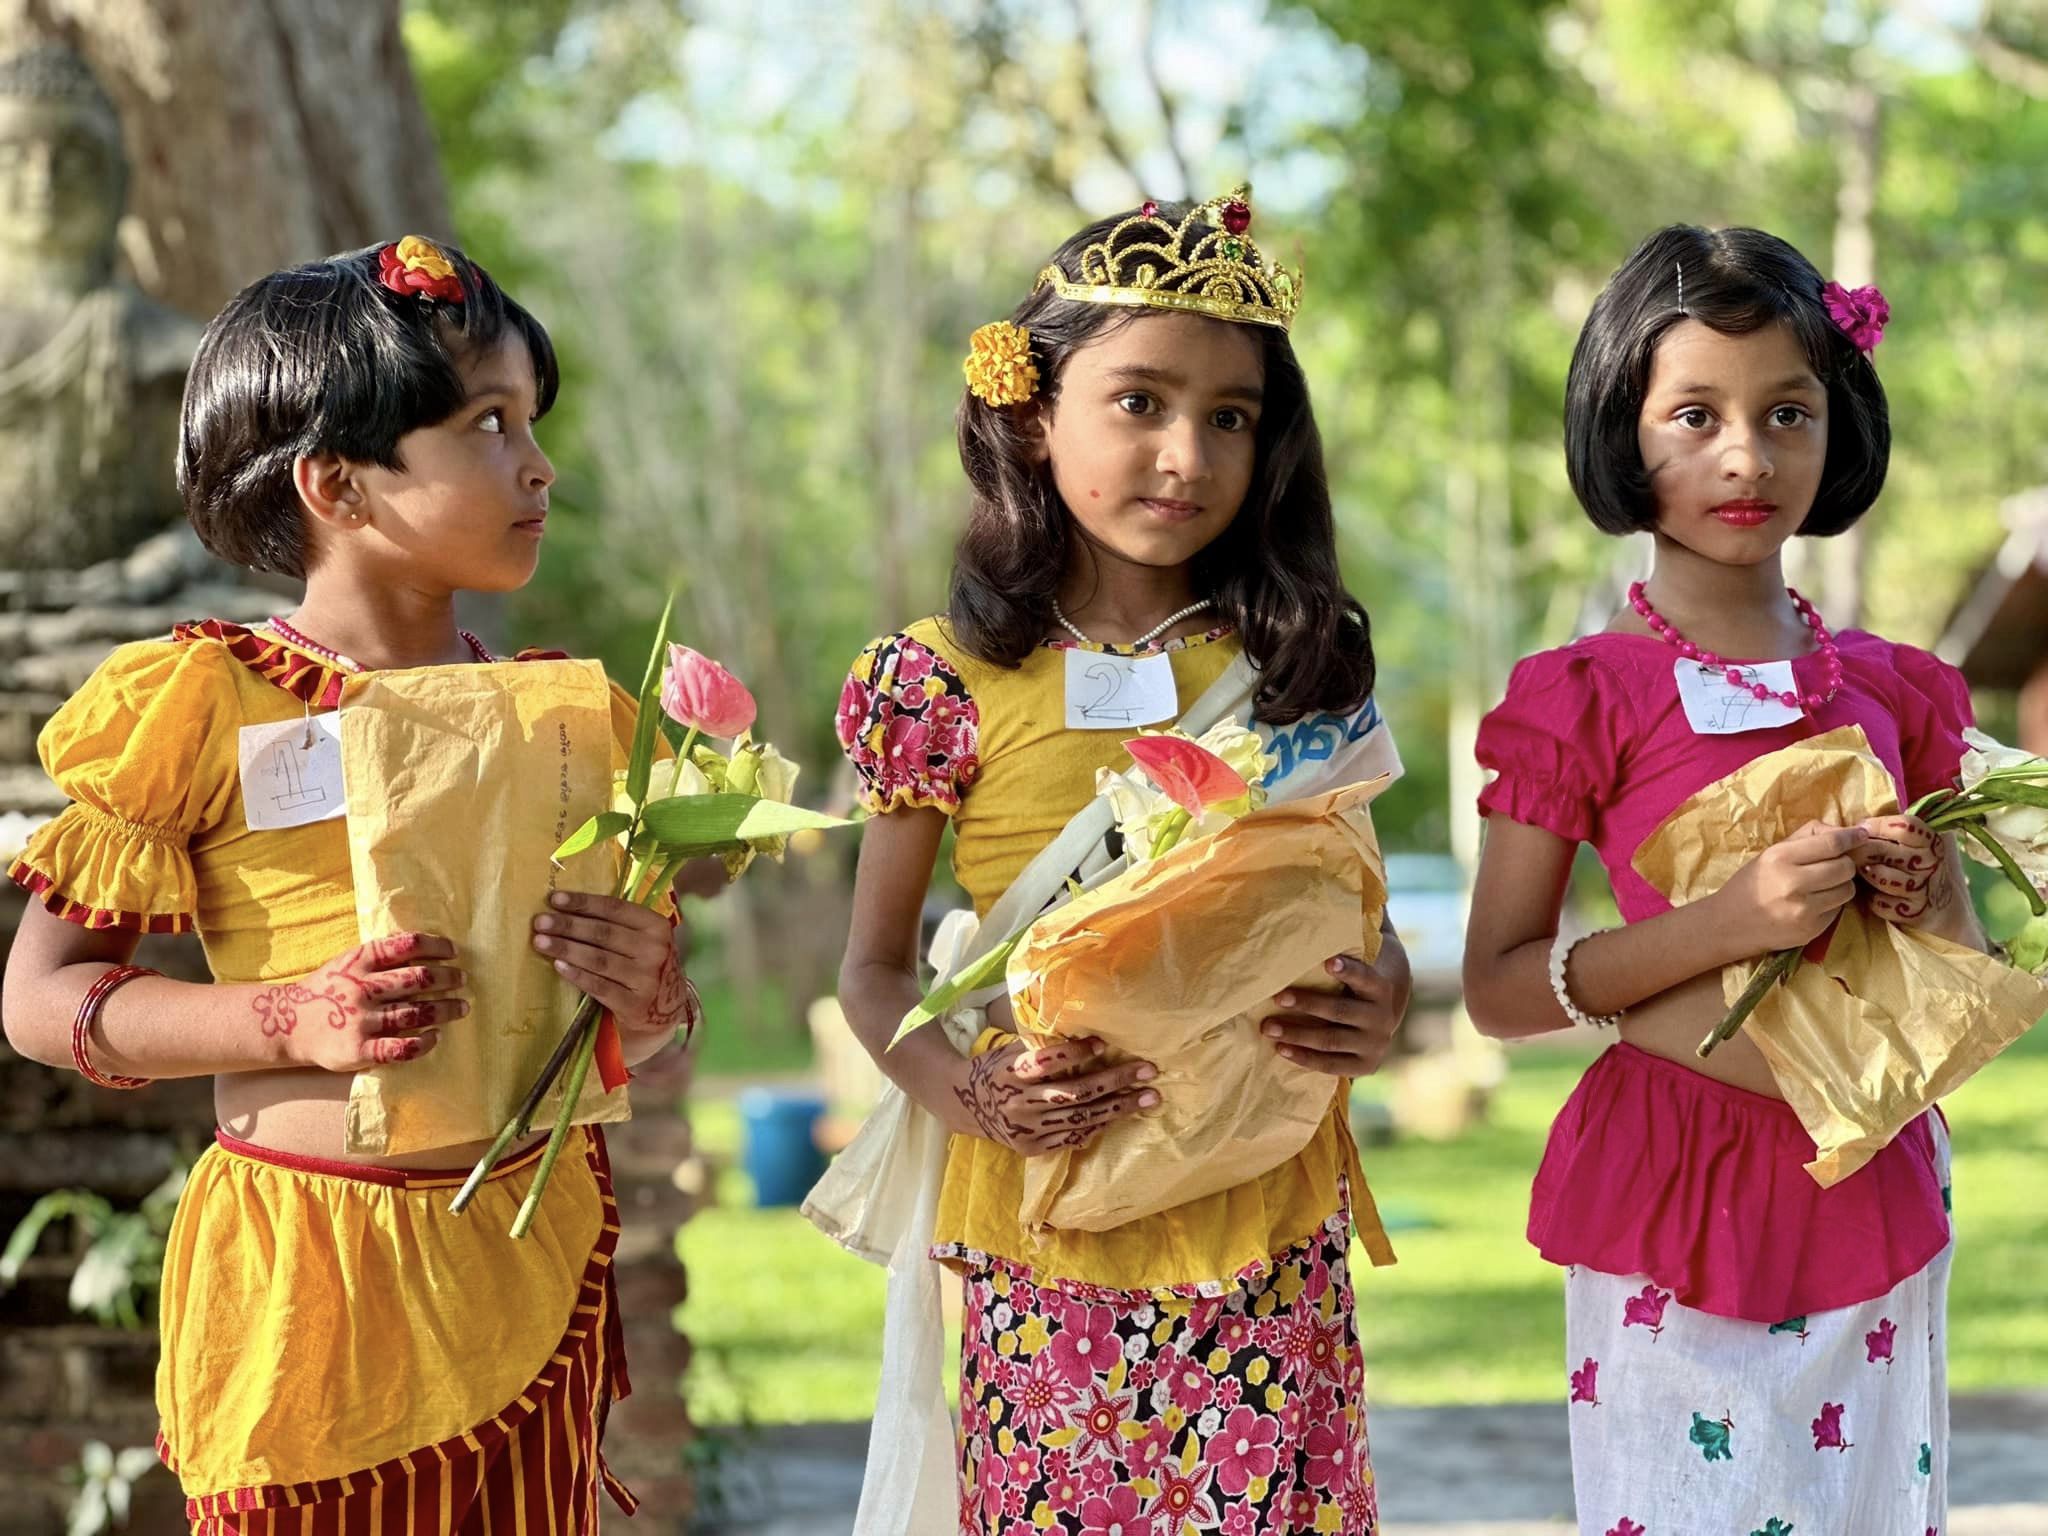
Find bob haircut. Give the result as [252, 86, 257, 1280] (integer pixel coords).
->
[178, 240, 558, 578]
[1564, 224, 1888, 538]
[950, 203, 1373, 725]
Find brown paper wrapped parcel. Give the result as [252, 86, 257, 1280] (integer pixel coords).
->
[1632, 724, 2048, 1187]
[1008, 779, 1386, 1233]
[339, 659, 630, 1156]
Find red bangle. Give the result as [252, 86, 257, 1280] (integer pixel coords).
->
[71, 964, 158, 1089]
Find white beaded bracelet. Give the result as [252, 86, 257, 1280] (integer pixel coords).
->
[1549, 928, 1622, 1030]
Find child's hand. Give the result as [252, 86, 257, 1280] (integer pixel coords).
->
[1709, 820, 1868, 955]
[952, 1036, 1159, 1155]
[532, 891, 692, 1052]
[1856, 814, 1949, 928]
[1263, 952, 1407, 1076]
[265, 932, 466, 1071]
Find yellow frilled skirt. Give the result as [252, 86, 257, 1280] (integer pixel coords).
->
[155, 1127, 635, 1533]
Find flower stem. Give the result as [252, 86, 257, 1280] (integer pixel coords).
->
[446, 995, 601, 1214]
[1697, 947, 1801, 1059]
[1960, 822, 2047, 917]
[510, 1015, 601, 1240]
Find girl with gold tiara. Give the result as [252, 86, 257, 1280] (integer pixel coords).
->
[818, 190, 1409, 1535]
[1465, 227, 1973, 1534]
[1, 238, 697, 1532]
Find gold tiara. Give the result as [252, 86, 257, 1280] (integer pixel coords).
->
[1034, 185, 1301, 332]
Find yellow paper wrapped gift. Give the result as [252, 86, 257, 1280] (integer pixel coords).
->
[1633, 724, 2048, 1186]
[341, 659, 630, 1156]
[1008, 779, 1387, 1232]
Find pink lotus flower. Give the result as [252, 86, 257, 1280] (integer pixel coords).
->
[1811, 1400, 1853, 1451]
[1822, 281, 1890, 352]
[1608, 1521, 1645, 1536]
[1570, 1357, 1600, 1406]
[1122, 733, 1248, 816]
[1623, 1283, 1671, 1338]
[1206, 1404, 1282, 1495]
[1865, 1317, 1896, 1368]
[661, 644, 757, 738]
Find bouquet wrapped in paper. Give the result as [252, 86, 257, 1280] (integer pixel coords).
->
[904, 720, 1389, 1233]
[1634, 724, 2048, 1187]
[1009, 775, 1386, 1231]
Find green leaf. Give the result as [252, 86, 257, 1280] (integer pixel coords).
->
[625, 590, 676, 806]
[733, 800, 850, 841]
[1983, 781, 2048, 810]
[552, 811, 634, 862]
[889, 932, 1024, 1047]
[638, 793, 757, 850]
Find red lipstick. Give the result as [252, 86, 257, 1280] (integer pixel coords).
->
[1710, 498, 1776, 527]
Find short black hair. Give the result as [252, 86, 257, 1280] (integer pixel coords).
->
[1564, 224, 1888, 538]
[178, 239, 559, 577]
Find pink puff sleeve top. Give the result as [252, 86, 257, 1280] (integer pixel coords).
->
[1474, 629, 1974, 1321]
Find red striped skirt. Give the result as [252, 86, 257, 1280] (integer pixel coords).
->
[157, 1128, 635, 1534]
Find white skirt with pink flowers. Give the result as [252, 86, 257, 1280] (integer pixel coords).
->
[1562, 1122, 1952, 1536]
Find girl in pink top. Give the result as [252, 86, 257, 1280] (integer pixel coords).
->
[1464, 226, 1981, 1536]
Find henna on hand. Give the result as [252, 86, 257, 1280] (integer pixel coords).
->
[954, 1051, 1024, 1145]
[250, 980, 353, 1037]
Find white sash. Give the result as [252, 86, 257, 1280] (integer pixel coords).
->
[800, 654, 1399, 1535]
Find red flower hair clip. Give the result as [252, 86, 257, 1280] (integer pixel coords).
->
[1822, 280, 1888, 353]
[376, 236, 464, 303]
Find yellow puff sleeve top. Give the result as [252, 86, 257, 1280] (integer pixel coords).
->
[835, 615, 1393, 1296]
[10, 621, 643, 985]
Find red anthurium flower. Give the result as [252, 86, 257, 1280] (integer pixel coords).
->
[661, 644, 757, 739]
[1122, 734, 1246, 816]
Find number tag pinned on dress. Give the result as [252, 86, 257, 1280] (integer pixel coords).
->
[1673, 658, 1804, 735]
[238, 713, 348, 830]
[1064, 648, 1179, 731]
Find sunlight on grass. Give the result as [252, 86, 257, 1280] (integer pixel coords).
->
[679, 1029, 2048, 1423]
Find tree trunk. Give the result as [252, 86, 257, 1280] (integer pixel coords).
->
[3, 0, 451, 317]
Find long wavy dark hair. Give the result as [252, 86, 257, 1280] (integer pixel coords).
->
[949, 204, 1374, 725]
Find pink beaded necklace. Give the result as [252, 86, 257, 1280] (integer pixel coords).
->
[1627, 581, 1843, 711]
[265, 615, 494, 672]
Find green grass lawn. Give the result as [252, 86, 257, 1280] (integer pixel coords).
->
[679, 1027, 2048, 1424]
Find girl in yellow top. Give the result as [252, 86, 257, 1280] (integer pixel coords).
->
[1, 238, 693, 1533]
[835, 190, 1409, 1536]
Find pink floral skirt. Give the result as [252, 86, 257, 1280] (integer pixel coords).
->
[956, 1211, 1375, 1536]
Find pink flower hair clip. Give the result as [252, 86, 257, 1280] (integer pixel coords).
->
[1822, 280, 1889, 353]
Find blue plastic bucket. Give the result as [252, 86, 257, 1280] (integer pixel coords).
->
[737, 1088, 828, 1207]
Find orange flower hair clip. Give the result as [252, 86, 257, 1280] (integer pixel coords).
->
[376, 235, 464, 303]
[963, 320, 1038, 406]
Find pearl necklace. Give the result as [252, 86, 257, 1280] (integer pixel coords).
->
[1051, 597, 1212, 649]
[265, 615, 494, 673]
[1627, 581, 1843, 711]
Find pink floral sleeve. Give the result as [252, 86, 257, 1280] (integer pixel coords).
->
[835, 632, 981, 814]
